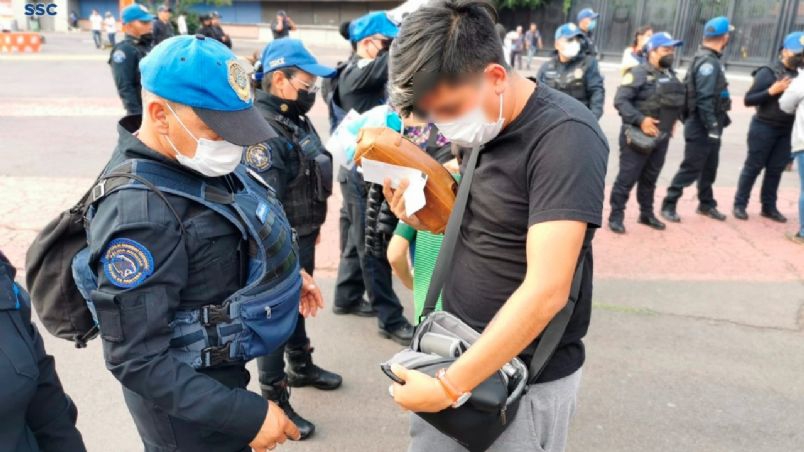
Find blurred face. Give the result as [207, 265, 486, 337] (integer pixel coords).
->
[649, 45, 675, 68]
[416, 64, 507, 124]
[145, 98, 222, 158]
[360, 35, 391, 59]
[530, 24, 536, 32]
[637, 29, 653, 48]
[127, 20, 153, 37]
[158, 11, 171, 21]
[212, 17, 221, 25]
[556, 36, 581, 59]
[579, 17, 590, 31]
[272, 69, 317, 101]
[516, 26, 522, 34]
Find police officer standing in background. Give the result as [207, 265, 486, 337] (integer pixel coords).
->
[576, 7, 599, 57]
[609, 32, 686, 234]
[109, 4, 153, 116]
[662, 17, 734, 223]
[211, 12, 232, 48]
[85, 35, 324, 451]
[733, 32, 803, 222]
[152, 5, 175, 45]
[249, 38, 342, 439]
[198, 13, 230, 48]
[538, 23, 605, 119]
[333, 11, 415, 344]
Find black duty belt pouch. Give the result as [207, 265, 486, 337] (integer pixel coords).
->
[312, 151, 334, 202]
[383, 146, 585, 452]
[624, 124, 666, 155]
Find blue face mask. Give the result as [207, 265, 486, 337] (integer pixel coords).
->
[588, 19, 597, 31]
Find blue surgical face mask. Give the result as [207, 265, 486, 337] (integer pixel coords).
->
[588, 19, 597, 31]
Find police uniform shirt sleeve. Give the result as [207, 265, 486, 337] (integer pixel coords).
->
[88, 189, 267, 441]
[614, 68, 647, 126]
[246, 137, 291, 200]
[693, 57, 722, 133]
[744, 66, 777, 107]
[18, 290, 88, 452]
[584, 57, 606, 119]
[110, 43, 143, 115]
[341, 51, 390, 93]
[527, 120, 608, 227]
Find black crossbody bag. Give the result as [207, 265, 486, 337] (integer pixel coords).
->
[384, 146, 585, 451]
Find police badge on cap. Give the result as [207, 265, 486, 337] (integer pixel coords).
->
[228, 59, 251, 103]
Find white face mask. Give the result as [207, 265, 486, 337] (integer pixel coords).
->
[165, 103, 243, 177]
[434, 92, 504, 148]
[560, 40, 581, 59]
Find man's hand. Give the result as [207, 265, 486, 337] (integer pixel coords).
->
[640, 117, 660, 137]
[249, 401, 300, 451]
[389, 364, 453, 413]
[299, 270, 324, 318]
[382, 178, 425, 230]
[769, 77, 792, 96]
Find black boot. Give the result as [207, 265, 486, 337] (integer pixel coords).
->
[761, 207, 787, 223]
[261, 379, 315, 440]
[733, 206, 748, 220]
[286, 342, 343, 390]
[661, 205, 681, 223]
[608, 217, 626, 234]
[638, 214, 666, 230]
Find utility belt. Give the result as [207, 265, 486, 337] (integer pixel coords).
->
[72, 159, 301, 368]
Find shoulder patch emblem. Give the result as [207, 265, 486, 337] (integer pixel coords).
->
[101, 238, 154, 288]
[245, 143, 271, 171]
[621, 72, 634, 85]
[574, 68, 584, 79]
[112, 49, 126, 64]
[698, 62, 714, 76]
[227, 59, 252, 103]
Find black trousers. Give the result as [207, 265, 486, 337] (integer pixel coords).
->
[256, 231, 316, 386]
[663, 118, 721, 210]
[333, 167, 405, 331]
[734, 117, 792, 210]
[610, 131, 670, 220]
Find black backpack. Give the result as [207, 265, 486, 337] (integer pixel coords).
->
[25, 166, 182, 347]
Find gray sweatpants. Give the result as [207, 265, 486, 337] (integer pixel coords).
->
[408, 368, 582, 452]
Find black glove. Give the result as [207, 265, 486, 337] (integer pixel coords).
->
[365, 183, 399, 258]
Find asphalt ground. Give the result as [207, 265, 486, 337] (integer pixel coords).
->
[0, 33, 802, 452]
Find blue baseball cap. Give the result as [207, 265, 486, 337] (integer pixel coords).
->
[576, 8, 599, 22]
[140, 35, 275, 145]
[555, 22, 584, 41]
[703, 16, 734, 37]
[121, 4, 153, 25]
[348, 11, 399, 42]
[645, 32, 683, 53]
[260, 38, 336, 80]
[783, 31, 804, 53]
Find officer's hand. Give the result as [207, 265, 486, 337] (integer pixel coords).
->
[640, 117, 660, 137]
[249, 401, 300, 451]
[769, 77, 792, 96]
[382, 178, 425, 230]
[299, 270, 324, 318]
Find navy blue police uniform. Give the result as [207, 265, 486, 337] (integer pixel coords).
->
[610, 33, 686, 231]
[110, 5, 155, 116]
[733, 32, 803, 221]
[662, 17, 734, 220]
[81, 36, 305, 451]
[0, 251, 87, 452]
[247, 38, 342, 439]
[332, 12, 414, 341]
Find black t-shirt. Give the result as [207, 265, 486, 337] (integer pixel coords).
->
[442, 84, 609, 383]
[336, 52, 390, 114]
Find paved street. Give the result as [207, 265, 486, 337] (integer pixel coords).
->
[1, 32, 802, 452]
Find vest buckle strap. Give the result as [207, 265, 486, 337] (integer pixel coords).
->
[201, 302, 231, 327]
[200, 343, 232, 368]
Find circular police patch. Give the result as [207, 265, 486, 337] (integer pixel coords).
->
[245, 143, 271, 171]
[228, 59, 251, 102]
[112, 49, 126, 64]
[574, 68, 584, 79]
[698, 62, 714, 76]
[101, 238, 154, 288]
[621, 72, 634, 85]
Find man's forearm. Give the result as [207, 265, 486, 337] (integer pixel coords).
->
[445, 282, 570, 393]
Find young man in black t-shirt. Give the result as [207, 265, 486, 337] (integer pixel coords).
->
[382, 1, 608, 450]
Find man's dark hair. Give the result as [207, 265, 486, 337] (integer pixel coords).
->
[389, 0, 507, 115]
[262, 67, 298, 92]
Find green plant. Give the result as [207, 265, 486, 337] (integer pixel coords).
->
[496, 0, 548, 9]
[172, 0, 231, 34]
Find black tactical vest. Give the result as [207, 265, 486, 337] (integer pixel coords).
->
[634, 65, 686, 133]
[753, 61, 797, 127]
[685, 48, 730, 119]
[541, 56, 591, 106]
[266, 115, 332, 237]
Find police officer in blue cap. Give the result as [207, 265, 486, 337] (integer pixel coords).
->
[84, 35, 324, 451]
[248, 38, 341, 439]
[609, 32, 686, 233]
[110, 4, 154, 115]
[662, 16, 734, 222]
[538, 22, 605, 119]
[576, 7, 599, 56]
[332, 11, 416, 344]
[733, 32, 803, 222]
